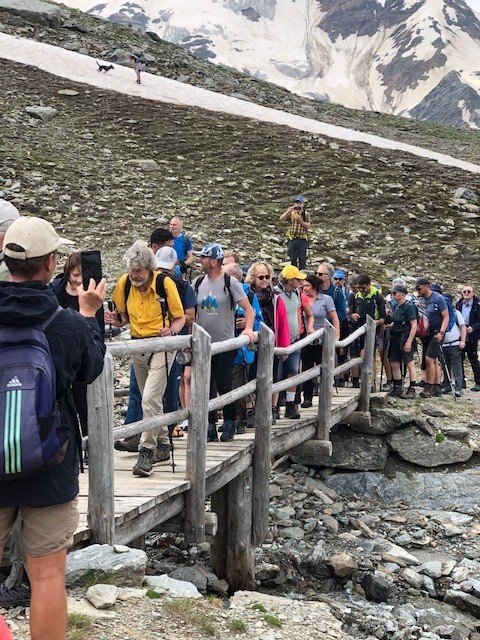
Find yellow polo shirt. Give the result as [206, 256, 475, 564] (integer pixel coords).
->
[112, 272, 184, 338]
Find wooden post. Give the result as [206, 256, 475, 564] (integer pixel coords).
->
[317, 320, 336, 440]
[226, 468, 257, 591]
[358, 315, 376, 412]
[184, 324, 211, 543]
[252, 323, 274, 546]
[87, 352, 115, 544]
[210, 486, 228, 580]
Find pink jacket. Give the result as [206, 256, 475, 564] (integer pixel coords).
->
[274, 294, 291, 348]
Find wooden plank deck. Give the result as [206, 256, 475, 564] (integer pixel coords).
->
[75, 387, 360, 546]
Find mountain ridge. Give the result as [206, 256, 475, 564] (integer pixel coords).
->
[56, 0, 480, 128]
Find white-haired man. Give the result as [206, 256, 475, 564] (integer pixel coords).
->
[105, 240, 185, 476]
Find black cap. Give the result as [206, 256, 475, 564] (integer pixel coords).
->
[415, 277, 430, 287]
[392, 285, 408, 294]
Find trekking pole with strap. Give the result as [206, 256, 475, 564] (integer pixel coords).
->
[437, 342, 457, 402]
[157, 292, 176, 473]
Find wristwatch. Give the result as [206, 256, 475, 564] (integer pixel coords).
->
[170, 330, 177, 336]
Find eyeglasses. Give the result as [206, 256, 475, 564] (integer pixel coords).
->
[316, 272, 327, 276]
[256, 274, 270, 281]
[334, 277, 344, 280]
[463, 289, 473, 294]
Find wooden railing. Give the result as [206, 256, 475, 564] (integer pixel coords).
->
[86, 315, 377, 545]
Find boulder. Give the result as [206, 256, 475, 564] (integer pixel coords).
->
[0, 0, 67, 27]
[169, 567, 207, 592]
[349, 408, 412, 435]
[328, 552, 358, 577]
[144, 574, 202, 599]
[66, 544, 147, 588]
[387, 428, 473, 467]
[444, 590, 480, 617]
[25, 105, 58, 122]
[86, 584, 118, 609]
[291, 425, 389, 470]
[362, 571, 393, 602]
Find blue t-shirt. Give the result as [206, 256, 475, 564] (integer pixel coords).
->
[173, 234, 192, 262]
[421, 291, 447, 332]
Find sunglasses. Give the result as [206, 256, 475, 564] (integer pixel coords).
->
[256, 274, 270, 281]
[316, 272, 328, 276]
[334, 277, 344, 280]
[463, 289, 473, 294]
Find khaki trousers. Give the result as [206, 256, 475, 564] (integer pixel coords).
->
[132, 350, 173, 450]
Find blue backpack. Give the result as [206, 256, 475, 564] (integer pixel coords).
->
[443, 295, 456, 333]
[0, 307, 68, 480]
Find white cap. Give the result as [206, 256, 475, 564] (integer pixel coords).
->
[4, 216, 74, 260]
[155, 246, 177, 269]
[0, 199, 20, 225]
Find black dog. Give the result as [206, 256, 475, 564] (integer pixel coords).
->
[97, 62, 114, 72]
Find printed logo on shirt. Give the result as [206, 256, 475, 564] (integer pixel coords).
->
[201, 291, 218, 314]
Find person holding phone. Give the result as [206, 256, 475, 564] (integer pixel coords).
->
[279, 196, 311, 271]
[49, 252, 105, 459]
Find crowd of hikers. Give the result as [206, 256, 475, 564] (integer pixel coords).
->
[1, 196, 480, 639]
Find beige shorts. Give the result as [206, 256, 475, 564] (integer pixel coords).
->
[0, 499, 79, 557]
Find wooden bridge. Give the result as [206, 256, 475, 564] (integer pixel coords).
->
[79, 316, 376, 589]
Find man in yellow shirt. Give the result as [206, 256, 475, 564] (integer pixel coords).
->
[105, 240, 185, 476]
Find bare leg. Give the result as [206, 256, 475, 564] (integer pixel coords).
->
[26, 548, 68, 640]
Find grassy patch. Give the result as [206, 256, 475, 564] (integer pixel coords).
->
[263, 613, 283, 627]
[163, 597, 219, 637]
[146, 589, 162, 599]
[435, 432, 446, 443]
[229, 618, 247, 632]
[251, 602, 267, 612]
[66, 613, 93, 640]
[81, 569, 117, 588]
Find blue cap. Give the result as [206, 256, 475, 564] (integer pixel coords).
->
[294, 196, 305, 203]
[333, 270, 346, 279]
[200, 243, 224, 261]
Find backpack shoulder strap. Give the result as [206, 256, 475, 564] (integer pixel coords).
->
[223, 273, 235, 310]
[124, 276, 132, 310]
[194, 274, 205, 297]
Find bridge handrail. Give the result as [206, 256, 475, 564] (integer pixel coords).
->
[86, 316, 377, 546]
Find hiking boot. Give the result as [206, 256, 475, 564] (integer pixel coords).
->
[417, 380, 426, 387]
[236, 421, 246, 435]
[271, 407, 278, 425]
[207, 424, 218, 442]
[285, 401, 300, 419]
[381, 381, 393, 392]
[0, 584, 31, 609]
[432, 384, 443, 397]
[301, 398, 313, 408]
[220, 420, 236, 442]
[246, 408, 255, 428]
[351, 379, 360, 388]
[471, 384, 480, 392]
[402, 386, 416, 400]
[114, 434, 140, 452]
[419, 384, 433, 398]
[133, 447, 154, 477]
[153, 441, 170, 464]
[389, 385, 404, 398]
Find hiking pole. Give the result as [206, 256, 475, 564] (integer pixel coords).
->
[438, 342, 457, 402]
[168, 425, 176, 473]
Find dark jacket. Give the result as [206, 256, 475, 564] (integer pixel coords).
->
[456, 296, 480, 341]
[324, 283, 347, 323]
[49, 274, 105, 334]
[0, 280, 106, 507]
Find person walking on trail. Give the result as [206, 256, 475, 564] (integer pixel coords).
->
[0, 216, 106, 640]
[130, 52, 145, 84]
[275, 265, 314, 419]
[441, 293, 466, 397]
[384, 284, 417, 399]
[105, 240, 185, 477]
[415, 277, 449, 399]
[194, 243, 255, 444]
[279, 196, 311, 271]
[169, 216, 194, 272]
[456, 285, 480, 391]
[246, 261, 290, 425]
